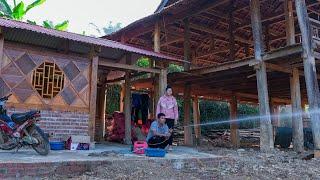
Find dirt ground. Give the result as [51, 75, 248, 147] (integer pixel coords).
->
[49, 145, 320, 180]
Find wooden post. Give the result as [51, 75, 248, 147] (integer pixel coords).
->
[89, 55, 99, 142]
[250, 0, 274, 152]
[230, 96, 240, 148]
[290, 69, 304, 152]
[183, 18, 192, 145]
[98, 86, 107, 141]
[228, 1, 235, 62]
[124, 54, 132, 145]
[295, 0, 320, 156]
[193, 97, 201, 145]
[184, 18, 191, 71]
[154, 21, 161, 53]
[120, 83, 125, 112]
[153, 21, 161, 116]
[184, 83, 193, 146]
[285, 0, 304, 153]
[159, 68, 167, 98]
[285, 0, 295, 45]
[270, 104, 280, 141]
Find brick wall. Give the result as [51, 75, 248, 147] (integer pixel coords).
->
[8, 108, 89, 140]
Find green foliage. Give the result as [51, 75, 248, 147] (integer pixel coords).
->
[102, 21, 122, 35]
[0, 0, 68, 31]
[176, 99, 260, 131]
[25, 0, 45, 13]
[90, 21, 122, 36]
[11, 1, 24, 19]
[0, 0, 45, 20]
[106, 85, 121, 114]
[0, 0, 13, 17]
[168, 63, 184, 73]
[43, 20, 69, 31]
[136, 57, 150, 68]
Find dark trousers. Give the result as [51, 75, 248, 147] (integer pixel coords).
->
[147, 136, 168, 149]
[166, 118, 174, 145]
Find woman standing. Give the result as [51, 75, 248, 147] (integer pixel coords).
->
[156, 86, 179, 150]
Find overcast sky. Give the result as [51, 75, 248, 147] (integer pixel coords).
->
[19, 0, 161, 36]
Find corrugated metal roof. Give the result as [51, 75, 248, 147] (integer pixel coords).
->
[0, 18, 185, 63]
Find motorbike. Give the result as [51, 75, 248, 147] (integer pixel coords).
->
[0, 94, 49, 155]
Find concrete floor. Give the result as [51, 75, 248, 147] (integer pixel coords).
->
[0, 142, 220, 163]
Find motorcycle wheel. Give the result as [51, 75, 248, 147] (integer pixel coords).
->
[28, 125, 50, 156]
[0, 129, 17, 150]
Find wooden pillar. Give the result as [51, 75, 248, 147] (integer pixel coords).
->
[89, 54, 99, 142]
[124, 54, 132, 145]
[183, 18, 192, 145]
[295, 0, 320, 156]
[270, 104, 280, 141]
[193, 97, 201, 145]
[230, 96, 240, 148]
[183, 18, 191, 71]
[184, 83, 193, 146]
[154, 21, 161, 53]
[153, 21, 161, 117]
[290, 69, 304, 152]
[159, 68, 167, 98]
[250, 0, 274, 152]
[285, 0, 304, 153]
[98, 85, 107, 141]
[120, 83, 125, 112]
[285, 0, 296, 45]
[228, 1, 235, 62]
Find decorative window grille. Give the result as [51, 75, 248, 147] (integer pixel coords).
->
[32, 62, 64, 99]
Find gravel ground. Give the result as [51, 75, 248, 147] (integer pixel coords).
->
[49, 146, 320, 180]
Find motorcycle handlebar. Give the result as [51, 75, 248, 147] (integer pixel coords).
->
[0, 94, 12, 102]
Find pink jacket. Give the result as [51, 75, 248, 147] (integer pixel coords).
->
[156, 95, 179, 120]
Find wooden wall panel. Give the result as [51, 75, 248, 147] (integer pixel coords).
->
[0, 44, 91, 112]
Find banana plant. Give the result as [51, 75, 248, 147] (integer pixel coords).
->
[0, 0, 45, 20]
[43, 20, 69, 31]
[0, 0, 69, 31]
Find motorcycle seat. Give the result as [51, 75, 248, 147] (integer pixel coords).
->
[11, 110, 39, 124]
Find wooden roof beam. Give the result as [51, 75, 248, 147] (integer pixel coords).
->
[99, 60, 161, 74]
[190, 23, 252, 44]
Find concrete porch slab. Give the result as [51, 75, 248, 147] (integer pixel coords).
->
[0, 143, 229, 178]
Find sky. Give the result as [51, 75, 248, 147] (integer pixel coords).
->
[17, 0, 162, 36]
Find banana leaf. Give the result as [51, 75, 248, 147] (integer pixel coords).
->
[54, 20, 69, 31]
[43, 20, 54, 28]
[12, 2, 25, 20]
[27, 19, 37, 25]
[0, 0, 12, 17]
[26, 0, 45, 13]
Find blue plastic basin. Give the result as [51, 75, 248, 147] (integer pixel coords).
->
[144, 148, 166, 157]
[49, 141, 65, 150]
